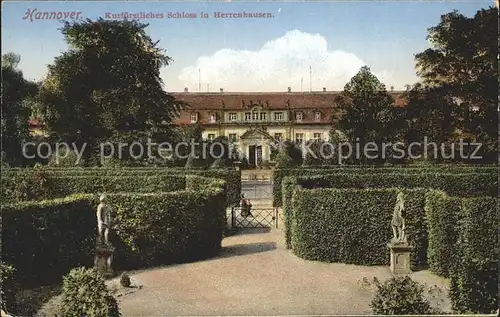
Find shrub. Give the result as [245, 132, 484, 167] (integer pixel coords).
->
[48, 149, 85, 167]
[119, 272, 131, 288]
[369, 276, 438, 315]
[184, 153, 207, 169]
[1, 167, 52, 202]
[59, 267, 121, 317]
[211, 157, 229, 168]
[275, 151, 294, 168]
[0, 263, 16, 312]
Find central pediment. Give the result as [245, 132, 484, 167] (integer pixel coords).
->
[240, 128, 273, 140]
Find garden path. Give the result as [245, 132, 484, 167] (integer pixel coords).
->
[112, 228, 451, 316]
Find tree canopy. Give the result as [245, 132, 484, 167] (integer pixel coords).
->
[38, 19, 186, 155]
[334, 66, 399, 163]
[1, 53, 38, 166]
[408, 6, 498, 162]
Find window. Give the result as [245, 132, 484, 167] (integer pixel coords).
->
[190, 113, 198, 123]
[228, 133, 237, 142]
[252, 112, 259, 121]
[314, 112, 321, 121]
[295, 133, 304, 143]
[296, 112, 303, 121]
[260, 112, 267, 121]
[313, 133, 322, 140]
[245, 112, 251, 121]
[209, 113, 216, 123]
[229, 113, 237, 121]
[274, 133, 283, 141]
[207, 134, 216, 142]
[274, 112, 284, 121]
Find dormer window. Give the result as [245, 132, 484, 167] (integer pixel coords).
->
[245, 112, 251, 121]
[252, 112, 259, 121]
[314, 112, 321, 121]
[229, 112, 237, 121]
[190, 113, 198, 123]
[209, 113, 216, 123]
[296, 112, 303, 121]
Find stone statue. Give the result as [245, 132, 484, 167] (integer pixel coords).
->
[97, 194, 112, 245]
[391, 192, 407, 244]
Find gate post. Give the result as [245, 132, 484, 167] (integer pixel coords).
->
[231, 207, 235, 229]
[275, 207, 278, 229]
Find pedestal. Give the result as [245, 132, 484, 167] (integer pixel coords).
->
[387, 243, 413, 274]
[95, 243, 115, 278]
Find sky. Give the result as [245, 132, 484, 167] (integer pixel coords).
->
[1, 1, 494, 92]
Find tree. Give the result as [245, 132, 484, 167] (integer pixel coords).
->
[38, 19, 186, 162]
[413, 7, 498, 162]
[1, 53, 38, 166]
[401, 83, 457, 161]
[334, 66, 399, 164]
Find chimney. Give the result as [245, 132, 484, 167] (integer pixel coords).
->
[287, 87, 291, 93]
[220, 88, 223, 93]
[323, 87, 326, 92]
[184, 87, 188, 93]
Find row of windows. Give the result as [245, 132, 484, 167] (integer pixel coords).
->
[205, 132, 323, 142]
[190, 111, 322, 123]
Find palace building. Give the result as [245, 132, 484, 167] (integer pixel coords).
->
[171, 88, 405, 166]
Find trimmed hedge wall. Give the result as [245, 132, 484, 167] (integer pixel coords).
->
[425, 192, 498, 313]
[2, 177, 227, 288]
[290, 187, 428, 266]
[109, 188, 225, 270]
[1, 167, 240, 206]
[1, 170, 185, 203]
[281, 177, 299, 249]
[2, 195, 96, 287]
[449, 197, 498, 314]
[275, 171, 496, 207]
[424, 190, 461, 277]
[272, 166, 497, 206]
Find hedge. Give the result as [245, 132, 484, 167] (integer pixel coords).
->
[281, 177, 299, 249]
[1, 167, 241, 206]
[449, 197, 498, 314]
[275, 171, 496, 207]
[272, 166, 496, 206]
[109, 187, 225, 270]
[290, 187, 429, 266]
[2, 195, 96, 287]
[2, 177, 226, 288]
[0, 169, 185, 203]
[424, 190, 461, 277]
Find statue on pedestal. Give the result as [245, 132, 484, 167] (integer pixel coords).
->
[391, 192, 407, 245]
[97, 194, 112, 245]
[388, 192, 413, 274]
[95, 194, 115, 277]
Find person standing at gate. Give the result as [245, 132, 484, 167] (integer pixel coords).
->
[240, 193, 253, 217]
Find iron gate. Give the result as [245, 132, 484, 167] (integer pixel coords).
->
[230, 207, 279, 228]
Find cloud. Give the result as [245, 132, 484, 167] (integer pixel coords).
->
[179, 30, 377, 92]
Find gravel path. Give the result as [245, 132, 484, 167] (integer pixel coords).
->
[115, 228, 451, 316]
